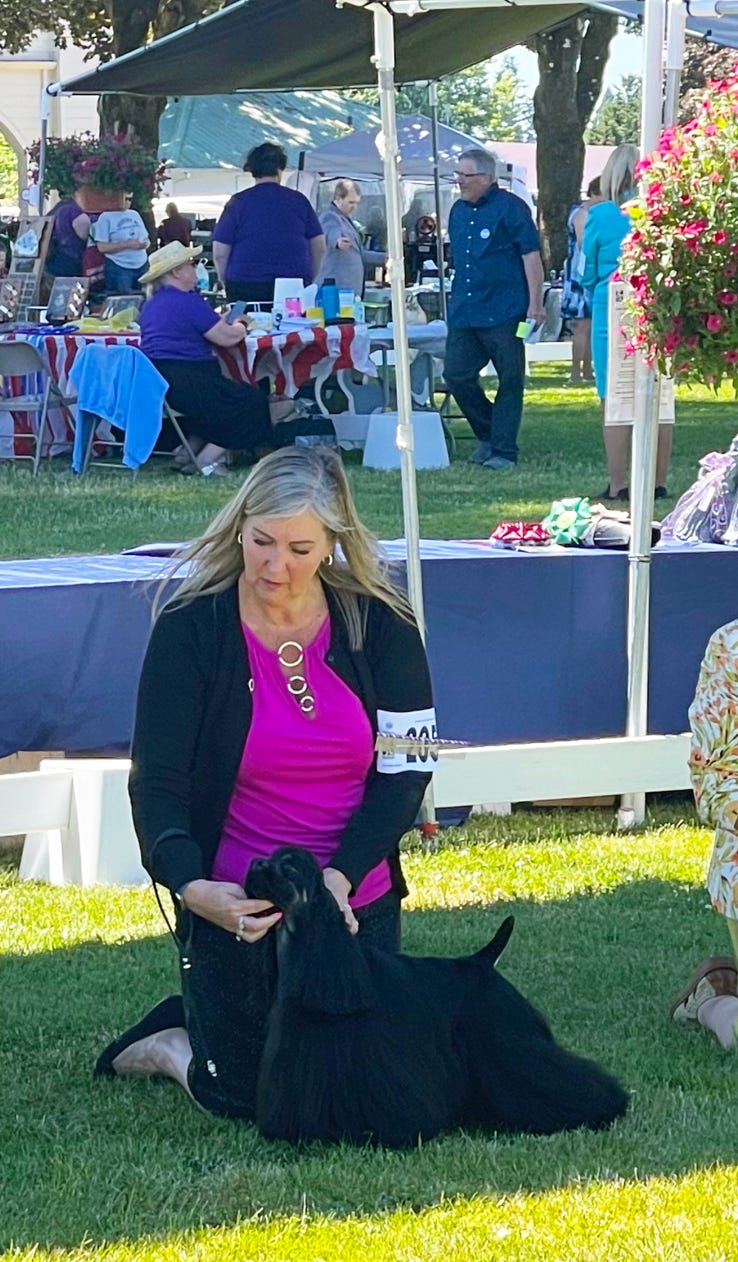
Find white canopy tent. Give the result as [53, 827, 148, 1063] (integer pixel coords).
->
[48, 0, 735, 819]
[300, 113, 484, 184]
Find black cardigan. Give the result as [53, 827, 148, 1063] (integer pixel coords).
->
[129, 582, 434, 896]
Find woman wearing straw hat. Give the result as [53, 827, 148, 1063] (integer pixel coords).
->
[139, 241, 273, 476]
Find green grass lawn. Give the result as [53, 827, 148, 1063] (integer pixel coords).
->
[4, 810, 738, 1261]
[3, 373, 738, 1259]
[1, 367, 736, 558]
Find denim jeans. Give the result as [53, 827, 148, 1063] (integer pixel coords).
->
[443, 320, 526, 462]
[103, 259, 146, 294]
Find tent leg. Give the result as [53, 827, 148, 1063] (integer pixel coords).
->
[618, 0, 667, 830]
[371, 2, 435, 826]
[428, 81, 447, 322]
[37, 90, 51, 215]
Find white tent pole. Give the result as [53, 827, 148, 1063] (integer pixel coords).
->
[37, 86, 53, 215]
[428, 81, 448, 321]
[617, 0, 668, 830]
[370, 1, 427, 639]
[665, 0, 687, 124]
[370, 1, 436, 831]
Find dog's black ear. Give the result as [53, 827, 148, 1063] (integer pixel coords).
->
[298, 898, 378, 1016]
[474, 915, 515, 966]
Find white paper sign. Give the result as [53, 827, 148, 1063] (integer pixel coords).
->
[605, 281, 675, 425]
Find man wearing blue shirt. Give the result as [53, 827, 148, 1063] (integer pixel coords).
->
[444, 149, 544, 469]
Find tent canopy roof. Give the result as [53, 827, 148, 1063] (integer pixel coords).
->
[55, 0, 584, 96]
[303, 113, 485, 181]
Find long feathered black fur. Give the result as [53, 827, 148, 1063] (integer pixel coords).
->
[246, 847, 628, 1148]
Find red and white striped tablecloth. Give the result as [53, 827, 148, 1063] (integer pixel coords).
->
[0, 332, 139, 459]
[219, 323, 375, 395]
[0, 324, 374, 460]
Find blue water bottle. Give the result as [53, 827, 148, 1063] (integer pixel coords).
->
[318, 277, 341, 325]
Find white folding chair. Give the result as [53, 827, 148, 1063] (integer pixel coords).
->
[0, 340, 77, 475]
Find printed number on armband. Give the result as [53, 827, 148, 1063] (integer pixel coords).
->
[376, 707, 438, 774]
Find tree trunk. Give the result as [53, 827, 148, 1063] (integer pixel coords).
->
[532, 12, 617, 271]
[98, 94, 167, 153]
[97, 0, 207, 150]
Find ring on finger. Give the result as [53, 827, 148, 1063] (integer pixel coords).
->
[235, 913, 248, 941]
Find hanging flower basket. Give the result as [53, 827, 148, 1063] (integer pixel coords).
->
[619, 68, 738, 391]
[27, 133, 168, 207]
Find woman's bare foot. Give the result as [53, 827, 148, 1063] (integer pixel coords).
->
[111, 1026, 194, 1094]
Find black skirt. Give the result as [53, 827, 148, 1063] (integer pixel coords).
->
[152, 357, 272, 452]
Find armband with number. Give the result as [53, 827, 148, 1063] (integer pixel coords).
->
[375, 707, 455, 772]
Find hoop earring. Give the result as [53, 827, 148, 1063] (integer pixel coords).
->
[324, 554, 333, 567]
[237, 532, 243, 545]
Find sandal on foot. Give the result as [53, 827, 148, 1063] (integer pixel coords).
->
[94, 995, 185, 1077]
[669, 957, 738, 1022]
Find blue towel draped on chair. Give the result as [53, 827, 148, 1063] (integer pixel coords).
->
[69, 343, 169, 473]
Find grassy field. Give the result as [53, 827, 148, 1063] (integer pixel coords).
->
[3, 810, 738, 1262]
[4, 372, 738, 1260]
[1, 367, 737, 557]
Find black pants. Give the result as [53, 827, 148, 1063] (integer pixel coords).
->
[180, 891, 401, 1119]
[443, 320, 526, 463]
[225, 280, 275, 305]
[152, 358, 272, 453]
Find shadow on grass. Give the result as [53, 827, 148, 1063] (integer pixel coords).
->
[4, 878, 738, 1249]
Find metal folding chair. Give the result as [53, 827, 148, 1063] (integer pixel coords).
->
[76, 344, 201, 477]
[0, 340, 77, 475]
[81, 397, 201, 476]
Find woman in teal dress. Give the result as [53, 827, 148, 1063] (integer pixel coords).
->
[582, 143, 672, 501]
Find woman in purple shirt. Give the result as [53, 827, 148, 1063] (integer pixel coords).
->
[45, 194, 90, 280]
[139, 240, 272, 475]
[213, 142, 326, 304]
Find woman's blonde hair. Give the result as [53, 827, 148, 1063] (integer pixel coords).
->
[156, 446, 414, 647]
[601, 143, 639, 207]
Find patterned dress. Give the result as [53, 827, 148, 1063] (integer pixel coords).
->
[689, 620, 738, 920]
[560, 204, 590, 322]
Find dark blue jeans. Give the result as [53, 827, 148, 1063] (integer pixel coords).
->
[103, 259, 146, 294]
[444, 320, 526, 462]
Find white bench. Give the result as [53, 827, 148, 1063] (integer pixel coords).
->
[433, 733, 691, 809]
[525, 340, 573, 370]
[1, 734, 692, 886]
[8, 759, 146, 886]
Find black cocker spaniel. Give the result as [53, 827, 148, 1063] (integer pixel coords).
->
[246, 846, 628, 1148]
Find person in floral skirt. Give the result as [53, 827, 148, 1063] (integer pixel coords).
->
[670, 620, 738, 1047]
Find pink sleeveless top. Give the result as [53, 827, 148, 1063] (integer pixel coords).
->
[211, 618, 392, 908]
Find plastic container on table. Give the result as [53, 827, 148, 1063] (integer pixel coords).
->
[317, 277, 340, 324]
